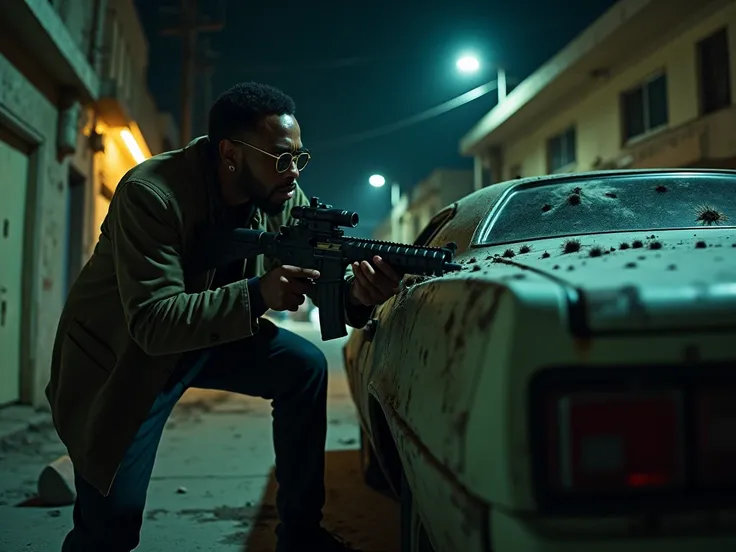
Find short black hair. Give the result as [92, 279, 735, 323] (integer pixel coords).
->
[208, 81, 296, 148]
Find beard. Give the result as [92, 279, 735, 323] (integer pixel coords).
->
[238, 167, 288, 217]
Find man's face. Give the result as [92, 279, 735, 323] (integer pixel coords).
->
[228, 114, 305, 216]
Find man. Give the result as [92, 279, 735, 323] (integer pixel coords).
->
[46, 82, 401, 552]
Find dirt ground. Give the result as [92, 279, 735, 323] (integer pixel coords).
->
[0, 326, 400, 552]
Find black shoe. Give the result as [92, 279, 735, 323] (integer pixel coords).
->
[276, 527, 361, 551]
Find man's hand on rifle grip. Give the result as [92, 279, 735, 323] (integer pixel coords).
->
[260, 265, 320, 312]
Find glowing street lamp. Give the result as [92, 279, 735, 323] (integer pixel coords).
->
[369, 174, 386, 188]
[456, 54, 507, 102]
[456, 55, 480, 74]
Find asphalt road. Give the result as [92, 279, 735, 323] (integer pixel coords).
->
[0, 320, 400, 552]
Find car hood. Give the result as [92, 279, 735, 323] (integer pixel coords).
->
[446, 228, 736, 333]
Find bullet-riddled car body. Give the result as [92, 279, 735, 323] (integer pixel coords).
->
[342, 169, 736, 552]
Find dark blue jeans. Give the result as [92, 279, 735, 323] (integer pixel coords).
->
[62, 319, 329, 551]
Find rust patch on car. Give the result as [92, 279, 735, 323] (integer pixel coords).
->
[562, 239, 581, 253]
[478, 287, 505, 332]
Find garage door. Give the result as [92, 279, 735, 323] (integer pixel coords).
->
[0, 132, 28, 406]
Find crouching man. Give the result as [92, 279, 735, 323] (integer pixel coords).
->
[47, 82, 401, 552]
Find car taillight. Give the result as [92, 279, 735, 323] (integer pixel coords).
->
[696, 388, 736, 486]
[546, 391, 683, 492]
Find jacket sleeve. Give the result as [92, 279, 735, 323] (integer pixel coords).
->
[109, 179, 256, 355]
[282, 185, 374, 329]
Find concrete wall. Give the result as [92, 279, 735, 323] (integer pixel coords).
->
[0, 0, 172, 409]
[0, 45, 89, 408]
[501, 2, 736, 179]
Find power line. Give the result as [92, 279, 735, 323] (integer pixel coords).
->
[312, 79, 504, 151]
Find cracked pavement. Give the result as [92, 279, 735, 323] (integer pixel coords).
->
[0, 321, 399, 552]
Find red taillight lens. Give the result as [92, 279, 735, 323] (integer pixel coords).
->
[547, 391, 683, 492]
[696, 388, 736, 485]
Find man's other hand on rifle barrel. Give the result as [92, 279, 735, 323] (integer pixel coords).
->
[348, 256, 401, 307]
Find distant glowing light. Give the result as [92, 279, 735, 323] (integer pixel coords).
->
[369, 174, 386, 188]
[456, 55, 480, 73]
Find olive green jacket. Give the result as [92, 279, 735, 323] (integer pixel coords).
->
[45, 136, 370, 495]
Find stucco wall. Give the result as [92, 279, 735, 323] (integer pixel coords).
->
[503, 2, 736, 178]
[0, 53, 71, 408]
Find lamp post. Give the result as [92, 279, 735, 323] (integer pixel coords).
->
[369, 174, 402, 241]
[456, 54, 506, 102]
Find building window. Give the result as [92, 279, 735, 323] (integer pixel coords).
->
[697, 28, 731, 115]
[622, 73, 668, 142]
[547, 127, 576, 173]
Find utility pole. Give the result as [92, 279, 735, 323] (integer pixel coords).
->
[198, 36, 219, 136]
[161, 0, 224, 147]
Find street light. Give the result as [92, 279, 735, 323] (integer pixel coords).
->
[368, 174, 400, 208]
[456, 54, 507, 102]
[456, 55, 480, 74]
[369, 174, 386, 188]
[369, 174, 402, 242]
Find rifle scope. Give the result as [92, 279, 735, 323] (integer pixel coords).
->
[291, 204, 359, 228]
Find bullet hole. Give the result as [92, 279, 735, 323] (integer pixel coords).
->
[469, 257, 477, 263]
[519, 244, 532, 254]
[655, 185, 668, 193]
[732, 243, 736, 248]
[610, 247, 617, 251]
[620, 242, 630, 250]
[695, 205, 728, 226]
[542, 203, 552, 212]
[563, 239, 581, 253]
[471, 264, 481, 271]
[511, 273, 526, 280]
[553, 264, 560, 270]
[567, 265, 575, 271]
[486, 255, 494, 260]
[589, 246, 603, 257]
[503, 249, 515, 258]
[567, 194, 581, 206]
[649, 241, 662, 250]
[648, 235, 657, 239]
[632, 240, 644, 249]
[572, 187, 583, 195]
[541, 251, 550, 259]
[667, 264, 677, 271]
[604, 250, 611, 255]
[625, 262, 637, 269]
[605, 192, 618, 198]
[695, 240, 707, 249]
[638, 255, 646, 260]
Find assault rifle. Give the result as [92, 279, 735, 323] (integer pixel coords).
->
[191, 197, 462, 340]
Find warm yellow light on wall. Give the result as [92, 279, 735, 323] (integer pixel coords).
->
[120, 128, 147, 164]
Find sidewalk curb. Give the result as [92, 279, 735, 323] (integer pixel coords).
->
[0, 405, 53, 446]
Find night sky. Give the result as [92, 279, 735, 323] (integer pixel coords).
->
[134, 0, 617, 235]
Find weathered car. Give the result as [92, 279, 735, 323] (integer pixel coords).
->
[342, 168, 736, 552]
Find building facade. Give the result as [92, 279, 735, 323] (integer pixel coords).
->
[0, 0, 176, 409]
[373, 169, 474, 243]
[460, 0, 736, 189]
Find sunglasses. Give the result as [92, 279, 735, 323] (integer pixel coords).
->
[230, 139, 311, 173]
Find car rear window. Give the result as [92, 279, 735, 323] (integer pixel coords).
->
[476, 172, 736, 246]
